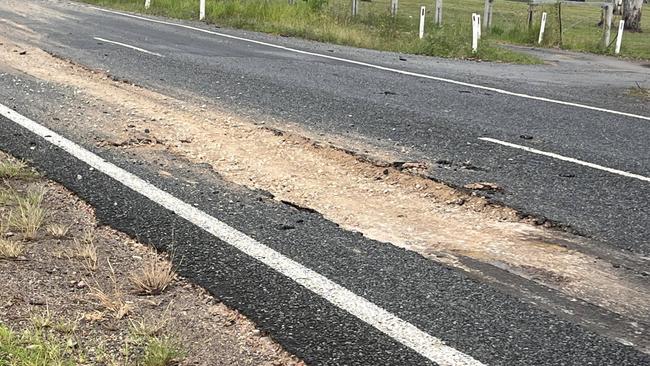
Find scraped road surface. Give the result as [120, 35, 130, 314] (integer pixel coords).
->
[2, 0, 648, 254]
[1, 1, 649, 365]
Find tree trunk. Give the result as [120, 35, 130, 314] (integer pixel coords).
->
[623, 0, 644, 31]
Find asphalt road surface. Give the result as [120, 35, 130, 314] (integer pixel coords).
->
[2, 0, 646, 255]
[1, 106, 649, 365]
[1, 1, 649, 365]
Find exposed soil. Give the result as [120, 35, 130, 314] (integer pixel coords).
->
[0, 152, 303, 365]
[0, 1, 649, 349]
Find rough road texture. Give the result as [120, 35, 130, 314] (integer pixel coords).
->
[1, 0, 646, 257]
[0, 0, 649, 364]
[0, 19, 649, 355]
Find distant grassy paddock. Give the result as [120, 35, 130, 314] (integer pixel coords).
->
[80, 0, 649, 62]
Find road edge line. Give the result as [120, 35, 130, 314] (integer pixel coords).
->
[0, 103, 485, 366]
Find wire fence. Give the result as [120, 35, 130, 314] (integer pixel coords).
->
[132, 0, 649, 59]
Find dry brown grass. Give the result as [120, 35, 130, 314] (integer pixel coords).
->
[8, 186, 46, 240]
[129, 309, 171, 338]
[629, 84, 650, 99]
[71, 231, 98, 271]
[74, 240, 98, 271]
[130, 259, 175, 296]
[46, 223, 70, 239]
[0, 238, 24, 258]
[0, 216, 8, 236]
[0, 186, 19, 206]
[89, 260, 132, 319]
[0, 160, 37, 180]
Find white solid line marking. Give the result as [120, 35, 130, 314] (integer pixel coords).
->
[0, 103, 485, 366]
[480, 137, 650, 183]
[88, 7, 650, 123]
[93, 36, 163, 57]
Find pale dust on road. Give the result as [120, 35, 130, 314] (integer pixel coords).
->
[0, 15, 648, 335]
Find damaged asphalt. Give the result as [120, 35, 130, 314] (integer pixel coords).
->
[0, 0, 646, 255]
[1, 111, 649, 365]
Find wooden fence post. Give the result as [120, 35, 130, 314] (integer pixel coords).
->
[613, 0, 623, 15]
[603, 3, 613, 47]
[527, 4, 534, 29]
[483, 0, 494, 30]
[435, 0, 443, 25]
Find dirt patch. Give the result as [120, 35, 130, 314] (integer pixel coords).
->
[0, 152, 303, 365]
[0, 20, 649, 328]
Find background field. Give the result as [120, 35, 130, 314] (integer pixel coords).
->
[81, 0, 649, 63]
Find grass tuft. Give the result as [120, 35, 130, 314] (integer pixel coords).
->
[30, 307, 54, 330]
[46, 223, 71, 239]
[8, 186, 46, 240]
[629, 83, 650, 99]
[89, 260, 132, 319]
[0, 238, 24, 258]
[140, 336, 185, 366]
[0, 323, 78, 366]
[70, 229, 98, 270]
[0, 186, 19, 206]
[0, 160, 37, 180]
[129, 259, 176, 296]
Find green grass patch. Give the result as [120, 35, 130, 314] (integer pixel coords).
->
[0, 323, 81, 365]
[139, 336, 186, 366]
[79, 0, 650, 61]
[0, 320, 186, 366]
[79, 0, 545, 63]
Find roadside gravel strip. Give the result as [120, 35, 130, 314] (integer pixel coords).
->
[2, 107, 649, 364]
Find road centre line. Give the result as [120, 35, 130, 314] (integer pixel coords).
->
[480, 137, 650, 183]
[93, 36, 163, 57]
[89, 7, 650, 123]
[0, 103, 485, 366]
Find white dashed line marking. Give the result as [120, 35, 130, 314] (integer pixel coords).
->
[479, 137, 650, 183]
[93, 36, 163, 57]
[90, 7, 650, 123]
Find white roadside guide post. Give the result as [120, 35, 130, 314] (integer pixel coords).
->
[200, 0, 205, 20]
[352, 0, 359, 16]
[145, 0, 151, 9]
[419, 6, 426, 39]
[391, 0, 398, 16]
[538, 11, 547, 44]
[615, 19, 625, 54]
[435, 0, 442, 25]
[471, 13, 479, 53]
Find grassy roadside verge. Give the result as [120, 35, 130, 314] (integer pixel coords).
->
[0, 153, 302, 365]
[78, 0, 543, 63]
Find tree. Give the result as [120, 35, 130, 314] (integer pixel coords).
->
[622, 0, 644, 31]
